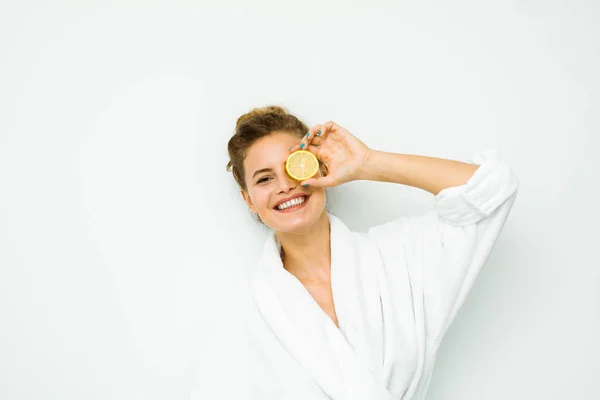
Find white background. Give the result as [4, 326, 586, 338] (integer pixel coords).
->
[1, 1, 598, 399]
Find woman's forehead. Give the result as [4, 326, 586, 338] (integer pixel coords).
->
[245, 132, 298, 167]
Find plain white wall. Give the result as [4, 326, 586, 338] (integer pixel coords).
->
[1, 1, 598, 399]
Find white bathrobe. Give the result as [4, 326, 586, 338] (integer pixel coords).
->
[244, 148, 519, 400]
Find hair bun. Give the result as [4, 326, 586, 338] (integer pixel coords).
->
[236, 105, 289, 129]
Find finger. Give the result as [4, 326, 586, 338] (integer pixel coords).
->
[290, 141, 321, 154]
[322, 121, 340, 135]
[312, 122, 337, 147]
[311, 130, 326, 147]
[306, 143, 322, 158]
[312, 124, 326, 138]
[300, 124, 324, 151]
[298, 127, 314, 151]
[321, 121, 347, 141]
[314, 124, 327, 142]
[300, 174, 337, 188]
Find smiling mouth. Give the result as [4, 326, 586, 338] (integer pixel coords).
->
[274, 195, 309, 212]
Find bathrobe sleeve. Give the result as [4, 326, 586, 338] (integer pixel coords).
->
[366, 148, 519, 347]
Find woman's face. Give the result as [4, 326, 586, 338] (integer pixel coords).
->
[241, 131, 327, 233]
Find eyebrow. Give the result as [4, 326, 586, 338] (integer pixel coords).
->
[252, 168, 273, 179]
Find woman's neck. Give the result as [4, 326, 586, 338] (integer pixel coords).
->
[276, 211, 331, 279]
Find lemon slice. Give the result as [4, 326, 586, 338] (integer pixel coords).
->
[285, 150, 319, 181]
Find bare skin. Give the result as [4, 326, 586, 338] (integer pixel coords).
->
[286, 254, 339, 327]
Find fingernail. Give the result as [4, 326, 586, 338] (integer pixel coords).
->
[305, 132, 310, 137]
[302, 184, 309, 187]
[317, 130, 321, 136]
[300, 143, 305, 149]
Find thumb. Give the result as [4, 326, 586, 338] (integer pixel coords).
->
[300, 175, 337, 188]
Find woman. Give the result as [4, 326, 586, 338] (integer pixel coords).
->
[226, 106, 519, 399]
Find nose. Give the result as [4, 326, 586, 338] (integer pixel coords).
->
[276, 173, 297, 194]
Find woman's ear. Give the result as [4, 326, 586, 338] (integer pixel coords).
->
[240, 189, 257, 213]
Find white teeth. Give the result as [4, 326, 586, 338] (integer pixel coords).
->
[277, 196, 306, 210]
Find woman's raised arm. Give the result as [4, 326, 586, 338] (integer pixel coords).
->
[291, 120, 480, 195]
[356, 150, 480, 196]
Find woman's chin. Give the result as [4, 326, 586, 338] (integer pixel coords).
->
[273, 208, 326, 234]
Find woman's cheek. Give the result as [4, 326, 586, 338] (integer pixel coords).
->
[255, 187, 271, 209]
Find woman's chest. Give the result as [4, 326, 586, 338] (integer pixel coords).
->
[299, 277, 339, 328]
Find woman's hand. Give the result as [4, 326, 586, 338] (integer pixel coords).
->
[289, 121, 372, 188]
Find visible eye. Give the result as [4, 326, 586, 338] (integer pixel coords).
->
[257, 176, 272, 184]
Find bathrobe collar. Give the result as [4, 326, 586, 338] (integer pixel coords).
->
[251, 212, 395, 400]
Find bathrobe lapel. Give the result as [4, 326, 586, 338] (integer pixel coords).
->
[329, 213, 385, 377]
[252, 234, 348, 399]
[251, 213, 396, 399]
